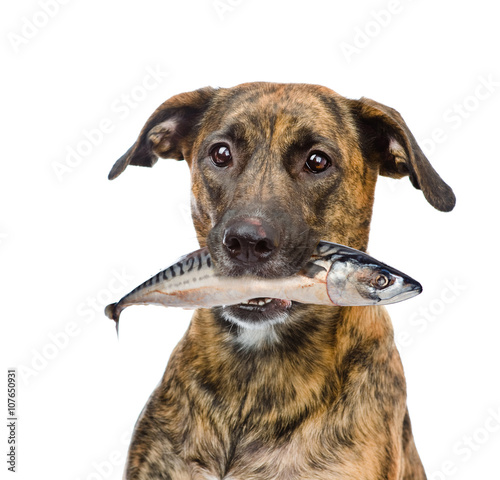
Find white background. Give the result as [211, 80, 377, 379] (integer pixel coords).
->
[2, 1, 499, 479]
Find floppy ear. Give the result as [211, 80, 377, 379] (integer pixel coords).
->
[108, 86, 217, 180]
[349, 97, 456, 212]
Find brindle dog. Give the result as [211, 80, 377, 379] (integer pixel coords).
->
[109, 82, 455, 480]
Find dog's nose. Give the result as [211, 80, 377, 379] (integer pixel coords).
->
[222, 218, 279, 264]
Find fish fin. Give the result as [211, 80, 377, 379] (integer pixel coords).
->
[299, 262, 327, 279]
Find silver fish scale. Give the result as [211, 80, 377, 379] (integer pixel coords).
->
[105, 239, 422, 327]
[314, 242, 366, 262]
[127, 249, 212, 296]
[315, 242, 345, 256]
[160, 249, 212, 282]
[315, 242, 385, 269]
[174, 249, 212, 277]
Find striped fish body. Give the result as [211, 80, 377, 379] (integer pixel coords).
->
[105, 247, 330, 323]
[105, 241, 421, 327]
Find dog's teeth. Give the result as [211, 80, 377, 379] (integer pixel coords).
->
[240, 298, 274, 306]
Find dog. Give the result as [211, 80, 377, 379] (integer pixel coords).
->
[109, 82, 455, 479]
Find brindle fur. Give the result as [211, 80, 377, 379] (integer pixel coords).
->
[109, 82, 455, 479]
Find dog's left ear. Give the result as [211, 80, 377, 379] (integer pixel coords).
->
[349, 97, 456, 212]
[108, 87, 217, 180]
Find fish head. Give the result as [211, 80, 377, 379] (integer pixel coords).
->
[326, 254, 422, 306]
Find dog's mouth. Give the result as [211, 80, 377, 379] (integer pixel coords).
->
[208, 221, 319, 329]
[218, 297, 294, 328]
[238, 297, 292, 311]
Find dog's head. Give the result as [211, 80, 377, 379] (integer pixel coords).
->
[109, 82, 455, 328]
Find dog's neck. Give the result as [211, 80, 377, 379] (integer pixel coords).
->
[189, 304, 395, 350]
[173, 305, 398, 421]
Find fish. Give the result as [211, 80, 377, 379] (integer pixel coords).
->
[105, 241, 422, 332]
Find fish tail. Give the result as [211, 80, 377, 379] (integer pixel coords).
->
[105, 303, 117, 320]
[105, 303, 120, 337]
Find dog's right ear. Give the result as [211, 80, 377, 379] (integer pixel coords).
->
[108, 87, 217, 180]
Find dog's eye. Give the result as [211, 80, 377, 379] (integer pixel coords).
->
[304, 151, 331, 174]
[210, 144, 232, 167]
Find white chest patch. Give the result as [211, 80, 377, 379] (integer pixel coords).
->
[234, 324, 280, 349]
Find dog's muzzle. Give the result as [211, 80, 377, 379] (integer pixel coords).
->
[215, 217, 294, 328]
[222, 217, 279, 265]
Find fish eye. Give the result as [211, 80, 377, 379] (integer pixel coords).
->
[372, 273, 392, 289]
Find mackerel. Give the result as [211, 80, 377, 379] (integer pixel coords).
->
[105, 241, 421, 331]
